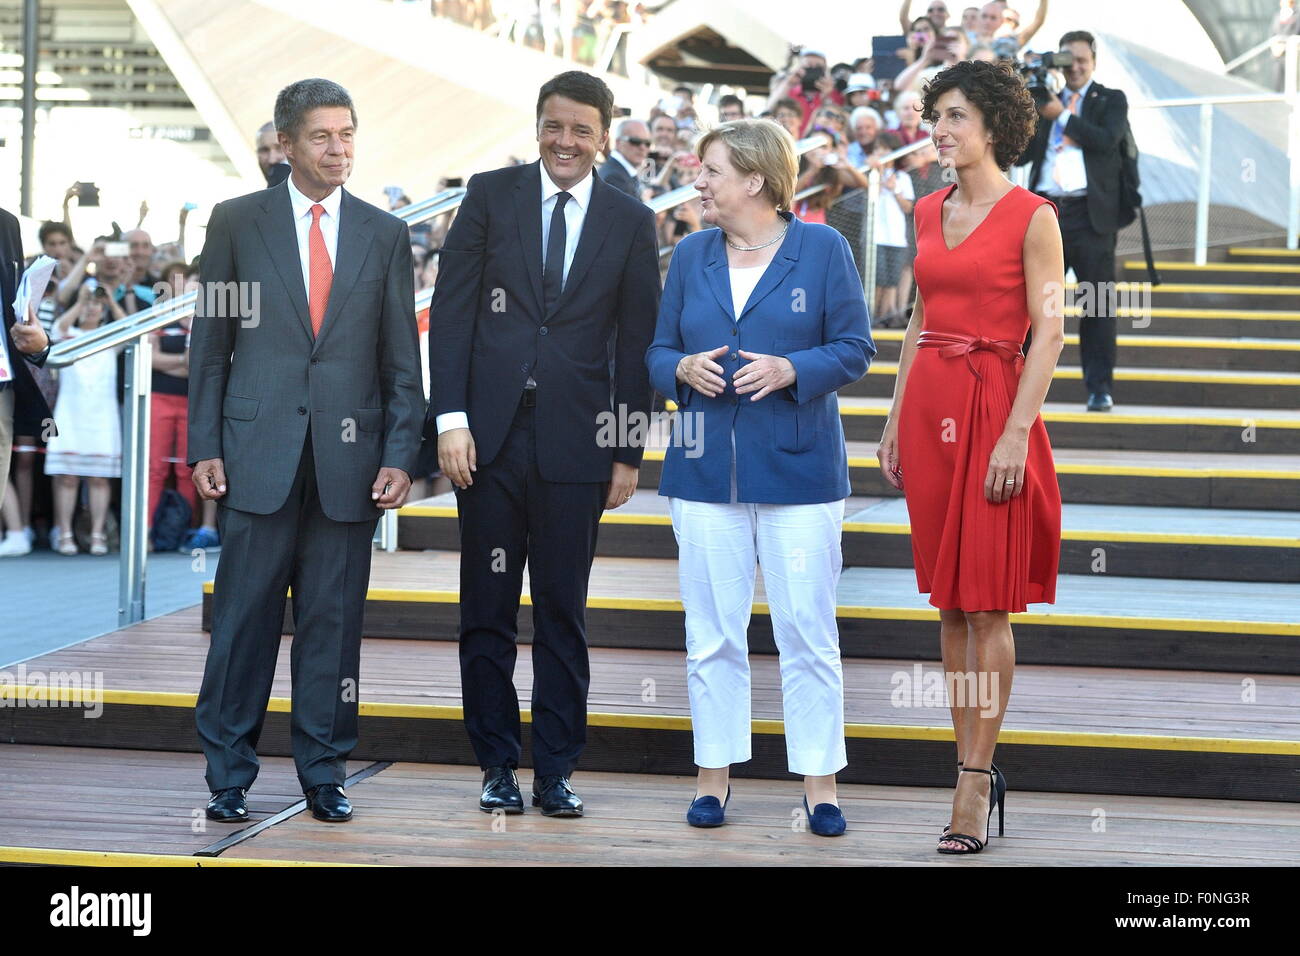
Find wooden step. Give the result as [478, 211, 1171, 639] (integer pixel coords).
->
[1061, 307, 1300, 338]
[825, 398, 1300, 454]
[1092, 280, 1300, 312]
[1123, 260, 1300, 286]
[189, 552, 1300, 673]
[839, 363, 1300, 408]
[8, 610, 1300, 801]
[867, 330, 1300, 373]
[398, 493, 1300, 584]
[3, 747, 1292, 865]
[1228, 246, 1300, 266]
[636, 442, 1300, 510]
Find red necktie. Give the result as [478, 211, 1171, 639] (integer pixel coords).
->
[308, 203, 332, 337]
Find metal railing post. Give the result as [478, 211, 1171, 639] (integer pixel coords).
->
[1287, 36, 1300, 250]
[863, 168, 880, 305]
[1194, 101, 1213, 266]
[118, 334, 152, 626]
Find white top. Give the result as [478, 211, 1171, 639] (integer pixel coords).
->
[285, 174, 341, 298]
[1037, 80, 1092, 196]
[437, 162, 596, 436]
[729, 264, 765, 321]
[875, 171, 915, 248]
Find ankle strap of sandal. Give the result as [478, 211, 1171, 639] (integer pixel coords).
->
[960, 767, 994, 776]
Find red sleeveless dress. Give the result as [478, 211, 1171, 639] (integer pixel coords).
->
[898, 183, 1062, 612]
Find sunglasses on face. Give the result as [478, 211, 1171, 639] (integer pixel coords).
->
[622, 136, 651, 147]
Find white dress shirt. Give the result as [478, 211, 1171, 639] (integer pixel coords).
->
[436, 163, 595, 435]
[1037, 79, 1092, 197]
[285, 174, 341, 296]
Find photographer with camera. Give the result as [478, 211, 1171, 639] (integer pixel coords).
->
[894, 24, 971, 93]
[766, 48, 845, 137]
[1017, 30, 1127, 412]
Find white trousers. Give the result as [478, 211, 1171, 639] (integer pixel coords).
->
[668, 496, 848, 776]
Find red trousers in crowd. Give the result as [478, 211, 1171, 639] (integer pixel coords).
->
[148, 392, 198, 526]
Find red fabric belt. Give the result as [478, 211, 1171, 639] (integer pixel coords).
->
[916, 330, 1025, 381]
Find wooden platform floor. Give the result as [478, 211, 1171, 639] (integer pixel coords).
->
[2, 747, 1288, 866]
[19, 605, 1300, 741]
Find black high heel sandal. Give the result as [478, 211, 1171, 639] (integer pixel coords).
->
[941, 762, 1003, 838]
[937, 766, 1006, 854]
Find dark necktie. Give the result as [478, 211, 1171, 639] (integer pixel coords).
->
[542, 191, 571, 313]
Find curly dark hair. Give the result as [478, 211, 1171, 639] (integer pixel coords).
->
[920, 60, 1037, 171]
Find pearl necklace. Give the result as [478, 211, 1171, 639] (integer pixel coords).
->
[725, 218, 790, 252]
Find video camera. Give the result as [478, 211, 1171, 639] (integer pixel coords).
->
[994, 39, 1074, 106]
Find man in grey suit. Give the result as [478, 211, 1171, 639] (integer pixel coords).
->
[187, 78, 424, 824]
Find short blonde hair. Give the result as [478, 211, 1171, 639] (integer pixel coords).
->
[695, 119, 798, 212]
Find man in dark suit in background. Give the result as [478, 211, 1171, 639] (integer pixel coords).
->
[0, 207, 53, 511]
[188, 78, 424, 824]
[429, 71, 661, 817]
[598, 118, 651, 199]
[1018, 30, 1127, 412]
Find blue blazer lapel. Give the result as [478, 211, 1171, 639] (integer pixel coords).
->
[313, 189, 374, 353]
[703, 229, 735, 319]
[513, 162, 545, 315]
[254, 182, 313, 342]
[737, 212, 800, 322]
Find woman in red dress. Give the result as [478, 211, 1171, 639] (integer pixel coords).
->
[877, 60, 1065, 855]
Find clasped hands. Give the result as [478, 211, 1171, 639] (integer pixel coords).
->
[676, 345, 796, 401]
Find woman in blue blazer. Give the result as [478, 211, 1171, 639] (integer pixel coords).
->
[646, 119, 874, 836]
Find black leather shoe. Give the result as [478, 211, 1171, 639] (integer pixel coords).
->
[480, 766, 525, 814]
[205, 786, 248, 822]
[1086, 391, 1114, 412]
[532, 775, 583, 817]
[305, 783, 353, 822]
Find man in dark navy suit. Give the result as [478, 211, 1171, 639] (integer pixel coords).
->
[427, 71, 661, 817]
[1017, 30, 1128, 412]
[0, 207, 53, 511]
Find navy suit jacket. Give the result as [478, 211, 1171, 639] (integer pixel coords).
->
[646, 213, 874, 504]
[597, 154, 641, 199]
[1, 207, 53, 437]
[427, 160, 661, 481]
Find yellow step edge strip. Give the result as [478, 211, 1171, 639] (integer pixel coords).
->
[870, 329, 1300, 350]
[866, 362, 1300, 385]
[1124, 261, 1300, 274]
[196, 583, 1298, 634]
[0, 846, 375, 867]
[1229, 247, 1300, 258]
[4, 687, 1293, 757]
[1121, 307, 1300, 319]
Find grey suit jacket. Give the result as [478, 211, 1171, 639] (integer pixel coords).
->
[187, 181, 424, 523]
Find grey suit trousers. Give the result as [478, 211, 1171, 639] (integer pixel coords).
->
[195, 428, 377, 793]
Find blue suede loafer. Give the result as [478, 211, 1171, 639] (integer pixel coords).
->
[803, 796, 846, 837]
[686, 786, 731, 827]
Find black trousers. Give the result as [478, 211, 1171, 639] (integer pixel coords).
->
[1058, 196, 1119, 396]
[456, 401, 605, 778]
[196, 429, 377, 793]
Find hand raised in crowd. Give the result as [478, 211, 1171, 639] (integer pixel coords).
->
[733, 350, 796, 401]
[676, 345, 729, 397]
